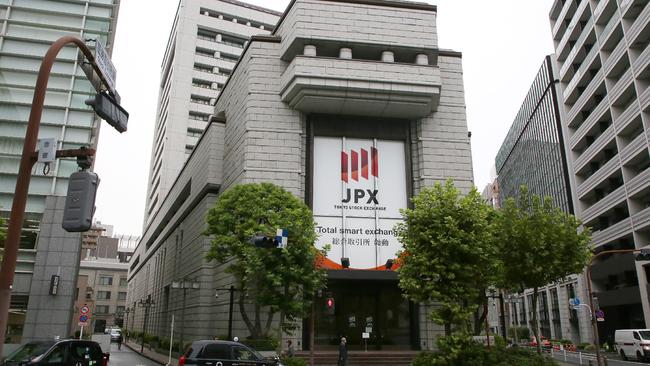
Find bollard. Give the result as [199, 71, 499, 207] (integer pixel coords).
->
[564, 349, 567, 361]
[579, 352, 583, 364]
[603, 355, 608, 366]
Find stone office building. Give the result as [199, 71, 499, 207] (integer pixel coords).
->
[128, 0, 473, 351]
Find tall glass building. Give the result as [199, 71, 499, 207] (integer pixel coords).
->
[495, 55, 573, 214]
[495, 56, 592, 344]
[0, 0, 120, 343]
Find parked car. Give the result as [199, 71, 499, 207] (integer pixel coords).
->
[615, 329, 650, 362]
[179, 340, 283, 366]
[1, 339, 109, 366]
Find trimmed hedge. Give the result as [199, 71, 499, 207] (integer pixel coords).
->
[411, 335, 558, 366]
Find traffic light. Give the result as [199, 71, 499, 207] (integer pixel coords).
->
[85, 92, 129, 133]
[635, 248, 650, 261]
[62, 170, 99, 232]
[325, 297, 335, 315]
[251, 236, 278, 248]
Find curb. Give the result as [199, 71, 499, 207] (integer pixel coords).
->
[124, 340, 171, 365]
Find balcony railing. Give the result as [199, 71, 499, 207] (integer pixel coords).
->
[626, 1, 650, 45]
[570, 97, 609, 148]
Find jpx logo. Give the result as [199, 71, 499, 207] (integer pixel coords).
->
[341, 147, 379, 204]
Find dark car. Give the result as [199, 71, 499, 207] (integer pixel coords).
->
[1, 339, 108, 366]
[179, 340, 283, 366]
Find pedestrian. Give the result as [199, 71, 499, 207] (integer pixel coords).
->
[213, 336, 220, 340]
[117, 333, 123, 350]
[286, 340, 295, 358]
[338, 337, 347, 366]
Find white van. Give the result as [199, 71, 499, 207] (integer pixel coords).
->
[615, 329, 650, 361]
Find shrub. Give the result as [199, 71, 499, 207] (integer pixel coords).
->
[159, 338, 170, 350]
[584, 344, 595, 351]
[508, 327, 530, 341]
[280, 357, 307, 366]
[411, 335, 559, 366]
[560, 339, 573, 345]
[577, 343, 591, 350]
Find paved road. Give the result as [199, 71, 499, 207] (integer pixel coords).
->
[108, 343, 161, 366]
[547, 349, 647, 366]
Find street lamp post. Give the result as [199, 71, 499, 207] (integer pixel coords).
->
[486, 289, 508, 339]
[172, 280, 200, 354]
[138, 296, 154, 354]
[0, 35, 122, 354]
[214, 286, 237, 340]
[124, 308, 131, 341]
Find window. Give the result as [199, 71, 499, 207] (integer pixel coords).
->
[190, 95, 211, 105]
[116, 306, 125, 314]
[97, 291, 111, 300]
[43, 345, 65, 363]
[119, 277, 127, 287]
[187, 127, 204, 138]
[189, 112, 210, 121]
[98, 276, 112, 286]
[221, 53, 238, 62]
[117, 292, 127, 300]
[191, 79, 212, 89]
[193, 63, 213, 73]
[195, 48, 214, 58]
[233, 346, 257, 361]
[95, 305, 109, 314]
[634, 332, 641, 340]
[200, 344, 230, 359]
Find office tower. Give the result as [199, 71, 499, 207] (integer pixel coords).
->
[144, 0, 281, 224]
[549, 0, 649, 336]
[0, 0, 121, 343]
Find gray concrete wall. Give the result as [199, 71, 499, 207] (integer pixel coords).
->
[23, 196, 82, 341]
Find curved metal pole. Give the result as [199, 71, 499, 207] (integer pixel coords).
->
[0, 36, 99, 354]
[586, 248, 638, 366]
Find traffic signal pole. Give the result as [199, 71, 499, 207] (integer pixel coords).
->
[0, 36, 110, 354]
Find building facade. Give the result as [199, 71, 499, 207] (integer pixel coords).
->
[143, 0, 281, 225]
[549, 0, 650, 339]
[493, 56, 592, 345]
[0, 0, 120, 345]
[129, 0, 473, 352]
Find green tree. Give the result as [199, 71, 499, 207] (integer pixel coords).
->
[205, 183, 327, 340]
[497, 186, 592, 354]
[395, 180, 498, 335]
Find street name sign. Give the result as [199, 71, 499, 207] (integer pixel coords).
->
[94, 40, 116, 91]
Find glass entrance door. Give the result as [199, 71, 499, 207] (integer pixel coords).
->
[313, 280, 414, 350]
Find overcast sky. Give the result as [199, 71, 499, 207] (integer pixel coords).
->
[93, 0, 555, 236]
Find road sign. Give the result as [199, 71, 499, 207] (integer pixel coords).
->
[79, 315, 88, 323]
[569, 298, 580, 307]
[80, 305, 90, 315]
[276, 228, 288, 249]
[595, 309, 605, 322]
[94, 40, 116, 91]
[78, 322, 86, 327]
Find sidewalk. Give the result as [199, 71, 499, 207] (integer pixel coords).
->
[124, 339, 178, 366]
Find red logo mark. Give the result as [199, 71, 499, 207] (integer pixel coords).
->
[341, 147, 378, 182]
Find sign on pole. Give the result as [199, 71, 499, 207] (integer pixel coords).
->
[595, 309, 605, 322]
[276, 229, 288, 249]
[94, 40, 116, 91]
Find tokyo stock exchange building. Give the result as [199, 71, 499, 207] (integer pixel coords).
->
[128, 0, 473, 352]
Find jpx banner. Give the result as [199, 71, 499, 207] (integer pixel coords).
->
[313, 137, 407, 269]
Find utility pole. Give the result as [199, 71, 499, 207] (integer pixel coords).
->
[0, 36, 128, 355]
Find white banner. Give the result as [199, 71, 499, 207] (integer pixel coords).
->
[313, 137, 407, 270]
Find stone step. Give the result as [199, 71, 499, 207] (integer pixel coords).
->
[293, 351, 418, 366]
